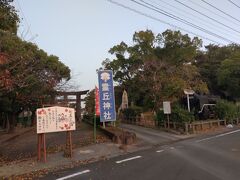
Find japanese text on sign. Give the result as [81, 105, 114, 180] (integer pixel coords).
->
[98, 70, 116, 122]
[36, 106, 76, 134]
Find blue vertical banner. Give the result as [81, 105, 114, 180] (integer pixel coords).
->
[98, 70, 116, 122]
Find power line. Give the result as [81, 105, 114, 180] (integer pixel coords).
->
[201, 0, 240, 23]
[227, 0, 240, 9]
[188, 0, 240, 26]
[156, 0, 240, 40]
[107, 0, 223, 45]
[175, 0, 240, 34]
[132, 0, 234, 43]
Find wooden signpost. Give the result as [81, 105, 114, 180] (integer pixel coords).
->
[65, 131, 73, 157]
[36, 106, 76, 162]
[163, 101, 171, 129]
[37, 133, 46, 162]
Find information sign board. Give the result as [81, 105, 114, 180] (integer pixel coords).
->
[36, 106, 75, 134]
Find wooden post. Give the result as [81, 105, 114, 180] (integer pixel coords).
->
[173, 122, 176, 129]
[65, 131, 73, 158]
[210, 121, 213, 128]
[167, 114, 170, 129]
[185, 122, 188, 134]
[43, 134, 46, 162]
[37, 134, 41, 161]
[192, 124, 196, 134]
[37, 133, 46, 162]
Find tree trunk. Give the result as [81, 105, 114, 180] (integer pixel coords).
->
[5, 114, 10, 133]
[8, 113, 16, 133]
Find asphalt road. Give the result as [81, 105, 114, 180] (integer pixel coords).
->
[119, 123, 185, 145]
[42, 127, 240, 180]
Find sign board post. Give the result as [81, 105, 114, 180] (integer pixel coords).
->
[98, 70, 116, 128]
[65, 131, 73, 158]
[163, 101, 171, 129]
[37, 133, 46, 162]
[36, 106, 76, 161]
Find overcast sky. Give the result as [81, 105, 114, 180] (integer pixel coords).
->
[13, 0, 240, 91]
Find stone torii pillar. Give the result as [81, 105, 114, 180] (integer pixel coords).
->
[76, 92, 81, 121]
[56, 90, 89, 122]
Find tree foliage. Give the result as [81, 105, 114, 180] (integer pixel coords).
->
[0, 0, 19, 34]
[217, 52, 240, 99]
[215, 99, 239, 121]
[0, 30, 70, 103]
[196, 44, 240, 97]
[0, 1, 71, 130]
[101, 29, 207, 110]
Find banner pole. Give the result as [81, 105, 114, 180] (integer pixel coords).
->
[94, 113, 96, 143]
[103, 121, 106, 129]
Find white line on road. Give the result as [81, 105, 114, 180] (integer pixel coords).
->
[196, 129, 240, 143]
[156, 150, 164, 153]
[116, 156, 142, 164]
[56, 170, 90, 180]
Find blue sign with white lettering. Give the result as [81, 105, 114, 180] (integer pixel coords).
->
[98, 70, 116, 122]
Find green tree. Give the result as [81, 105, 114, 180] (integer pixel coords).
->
[0, 1, 71, 131]
[0, 0, 19, 34]
[217, 53, 240, 99]
[0, 30, 71, 131]
[156, 30, 202, 65]
[101, 29, 208, 110]
[196, 44, 240, 95]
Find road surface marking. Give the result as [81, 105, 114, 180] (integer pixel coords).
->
[56, 170, 90, 180]
[156, 150, 164, 153]
[116, 156, 142, 164]
[196, 129, 240, 143]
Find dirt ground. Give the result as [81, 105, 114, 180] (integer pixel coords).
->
[0, 122, 110, 165]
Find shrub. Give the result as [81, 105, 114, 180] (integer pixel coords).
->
[215, 100, 238, 121]
[155, 104, 194, 123]
[155, 110, 165, 123]
[171, 104, 194, 123]
[122, 106, 142, 120]
[83, 114, 101, 125]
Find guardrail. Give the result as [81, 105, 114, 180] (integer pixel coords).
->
[185, 119, 227, 134]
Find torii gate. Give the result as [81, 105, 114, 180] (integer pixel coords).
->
[55, 90, 89, 121]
